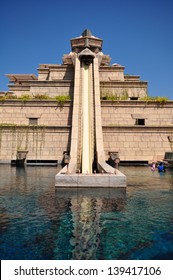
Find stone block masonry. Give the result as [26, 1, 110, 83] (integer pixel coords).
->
[0, 125, 71, 163]
[2, 30, 172, 166]
[0, 99, 172, 164]
[0, 100, 72, 163]
[102, 100, 173, 163]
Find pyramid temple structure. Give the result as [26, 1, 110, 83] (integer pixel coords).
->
[0, 30, 173, 181]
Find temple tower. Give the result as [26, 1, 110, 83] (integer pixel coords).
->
[65, 29, 109, 174]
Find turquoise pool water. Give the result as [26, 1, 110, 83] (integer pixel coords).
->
[0, 165, 173, 260]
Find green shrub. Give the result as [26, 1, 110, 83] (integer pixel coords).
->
[55, 95, 71, 104]
[4, 94, 17, 99]
[101, 94, 118, 101]
[139, 96, 155, 101]
[140, 95, 168, 103]
[155, 96, 168, 104]
[33, 94, 49, 100]
[19, 94, 31, 101]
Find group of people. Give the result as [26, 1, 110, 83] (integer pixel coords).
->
[151, 161, 166, 173]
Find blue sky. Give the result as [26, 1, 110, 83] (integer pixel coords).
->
[0, 0, 173, 99]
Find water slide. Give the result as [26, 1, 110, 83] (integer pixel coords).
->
[55, 54, 126, 187]
[81, 62, 94, 174]
[69, 55, 105, 174]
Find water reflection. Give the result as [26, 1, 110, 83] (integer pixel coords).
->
[0, 207, 9, 233]
[0, 165, 173, 260]
[54, 188, 126, 259]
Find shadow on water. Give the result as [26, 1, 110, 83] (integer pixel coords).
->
[0, 165, 173, 259]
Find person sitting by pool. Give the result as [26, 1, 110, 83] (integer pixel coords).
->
[157, 161, 166, 173]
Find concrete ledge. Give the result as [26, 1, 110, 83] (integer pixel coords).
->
[0, 160, 11, 164]
[55, 172, 126, 188]
[55, 160, 126, 188]
[97, 161, 116, 173]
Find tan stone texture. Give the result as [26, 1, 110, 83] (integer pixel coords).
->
[2, 31, 172, 166]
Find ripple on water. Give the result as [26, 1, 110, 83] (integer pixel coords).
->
[0, 165, 173, 259]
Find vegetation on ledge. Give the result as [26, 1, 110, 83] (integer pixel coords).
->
[100, 94, 169, 103]
[0, 93, 72, 103]
[139, 96, 169, 104]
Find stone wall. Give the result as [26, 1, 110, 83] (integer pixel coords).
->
[7, 63, 147, 100]
[101, 100, 173, 126]
[0, 126, 70, 162]
[0, 100, 72, 163]
[99, 66, 125, 81]
[101, 100, 173, 162]
[103, 126, 171, 162]
[0, 100, 172, 164]
[0, 100, 72, 126]
[100, 82, 147, 99]
[8, 81, 74, 98]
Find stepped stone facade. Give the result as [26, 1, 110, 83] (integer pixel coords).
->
[0, 30, 172, 165]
